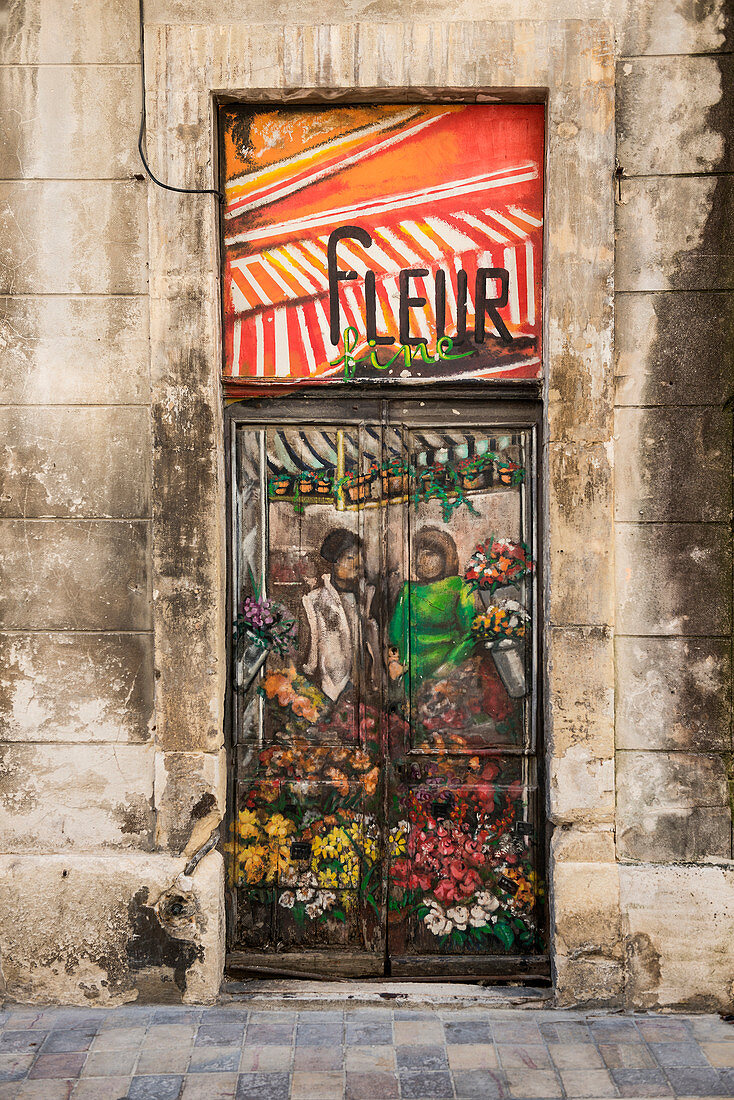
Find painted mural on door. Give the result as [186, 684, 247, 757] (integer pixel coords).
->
[220, 104, 544, 393]
[226, 403, 543, 976]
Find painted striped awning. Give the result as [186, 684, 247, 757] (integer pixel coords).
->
[224, 204, 541, 381]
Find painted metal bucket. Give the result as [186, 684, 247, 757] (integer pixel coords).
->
[491, 642, 527, 698]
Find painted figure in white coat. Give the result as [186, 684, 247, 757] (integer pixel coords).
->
[302, 528, 379, 702]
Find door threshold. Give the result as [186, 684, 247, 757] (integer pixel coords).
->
[221, 978, 552, 1009]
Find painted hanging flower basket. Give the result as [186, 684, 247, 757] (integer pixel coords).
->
[472, 601, 529, 698]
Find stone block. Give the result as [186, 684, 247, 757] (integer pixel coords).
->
[616, 749, 732, 861]
[619, 864, 734, 1011]
[617, 56, 733, 175]
[0, 519, 151, 630]
[0, 407, 151, 518]
[552, 861, 622, 958]
[616, 636, 731, 752]
[0, 295, 150, 405]
[548, 750, 615, 825]
[0, 65, 141, 179]
[548, 627, 614, 757]
[616, 176, 734, 292]
[615, 522, 732, 636]
[0, 632, 154, 744]
[154, 750, 226, 855]
[548, 444, 614, 627]
[0, 0, 139, 63]
[0, 742, 155, 852]
[555, 954, 625, 1008]
[614, 291, 734, 406]
[614, 406, 731, 522]
[550, 823, 616, 864]
[0, 850, 223, 1005]
[0, 181, 147, 295]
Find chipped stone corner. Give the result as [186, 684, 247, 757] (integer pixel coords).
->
[0, 850, 224, 1006]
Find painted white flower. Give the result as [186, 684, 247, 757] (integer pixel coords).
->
[296, 886, 315, 902]
[474, 890, 500, 911]
[305, 899, 324, 919]
[424, 911, 452, 935]
[281, 865, 298, 887]
[279, 891, 295, 909]
[319, 891, 337, 909]
[469, 904, 488, 927]
[446, 906, 469, 930]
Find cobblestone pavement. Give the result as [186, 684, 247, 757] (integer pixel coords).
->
[1, 1003, 734, 1099]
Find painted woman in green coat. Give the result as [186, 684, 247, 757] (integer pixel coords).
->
[388, 526, 476, 685]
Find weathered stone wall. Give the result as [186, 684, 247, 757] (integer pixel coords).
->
[0, 0, 731, 1007]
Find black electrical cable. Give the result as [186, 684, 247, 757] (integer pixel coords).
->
[137, 0, 224, 204]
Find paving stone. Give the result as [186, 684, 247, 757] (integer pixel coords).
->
[664, 1066, 730, 1095]
[345, 1021, 393, 1045]
[90, 1026, 147, 1050]
[245, 1018, 295, 1045]
[28, 1052, 85, 1079]
[560, 1067, 616, 1096]
[82, 1049, 138, 1076]
[599, 1041, 657, 1068]
[17, 1082, 74, 1100]
[99, 1007, 155, 1029]
[41, 1030, 96, 1053]
[393, 1019, 445, 1045]
[398, 1068, 454, 1098]
[452, 1068, 511, 1097]
[142, 1024, 196, 1048]
[651, 1041, 711, 1068]
[447, 1043, 498, 1069]
[71, 1078, 133, 1099]
[345, 1070, 400, 1098]
[239, 1044, 292, 1072]
[189, 1046, 240, 1073]
[294, 1044, 343, 1070]
[443, 1020, 493, 1044]
[702, 1041, 734, 1066]
[235, 1071, 290, 1099]
[504, 1066, 563, 1097]
[344, 1044, 395, 1071]
[637, 1018, 693, 1042]
[127, 1074, 184, 1099]
[196, 1023, 246, 1046]
[180, 1073, 238, 1100]
[0, 1030, 47, 1053]
[548, 1041, 603, 1068]
[152, 1008, 201, 1025]
[295, 1022, 342, 1047]
[589, 1017, 644, 1041]
[395, 1043, 449, 1071]
[0, 1053, 34, 1082]
[291, 1070, 343, 1098]
[497, 1043, 552, 1069]
[492, 1020, 543, 1043]
[610, 1066, 675, 1096]
[538, 1021, 594, 1044]
[135, 1044, 192, 1074]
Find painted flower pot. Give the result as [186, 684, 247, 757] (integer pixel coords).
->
[383, 473, 409, 497]
[460, 469, 490, 491]
[346, 475, 372, 503]
[314, 478, 332, 495]
[498, 463, 520, 485]
[299, 478, 315, 495]
[272, 478, 291, 496]
[491, 642, 527, 698]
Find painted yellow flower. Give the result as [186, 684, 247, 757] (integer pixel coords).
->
[318, 868, 339, 889]
[238, 809, 263, 841]
[242, 845, 268, 884]
[264, 813, 295, 839]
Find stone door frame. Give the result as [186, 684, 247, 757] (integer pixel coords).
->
[144, 19, 618, 1001]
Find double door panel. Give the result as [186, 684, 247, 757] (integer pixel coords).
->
[227, 398, 544, 977]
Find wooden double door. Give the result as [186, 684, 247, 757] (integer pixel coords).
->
[226, 396, 546, 979]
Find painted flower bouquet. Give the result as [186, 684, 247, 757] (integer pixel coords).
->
[464, 537, 534, 596]
[233, 595, 297, 693]
[471, 600, 529, 699]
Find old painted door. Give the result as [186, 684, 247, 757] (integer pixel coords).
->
[226, 398, 545, 979]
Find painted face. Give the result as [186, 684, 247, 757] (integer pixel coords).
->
[333, 546, 360, 588]
[416, 548, 444, 583]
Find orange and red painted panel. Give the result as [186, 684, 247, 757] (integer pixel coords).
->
[221, 105, 544, 391]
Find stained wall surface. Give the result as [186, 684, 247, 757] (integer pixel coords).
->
[0, 0, 732, 1006]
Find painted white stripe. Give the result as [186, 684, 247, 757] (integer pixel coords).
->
[504, 246, 520, 325]
[260, 254, 295, 297]
[508, 205, 543, 228]
[230, 275, 253, 313]
[231, 260, 270, 305]
[374, 279, 393, 339]
[225, 111, 446, 218]
[525, 241, 535, 326]
[225, 165, 539, 245]
[476, 252, 501, 338]
[443, 266, 458, 330]
[313, 297, 335, 363]
[485, 208, 529, 238]
[272, 247, 318, 295]
[376, 226, 422, 267]
[288, 243, 328, 286]
[298, 238, 329, 273]
[456, 254, 475, 315]
[354, 235, 400, 274]
[255, 312, 265, 377]
[384, 275, 402, 335]
[338, 241, 371, 276]
[296, 305, 317, 375]
[401, 220, 444, 263]
[411, 277, 433, 343]
[424, 215, 477, 254]
[232, 317, 242, 377]
[342, 284, 364, 334]
[273, 307, 290, 377]
[456, 211, 509, 245]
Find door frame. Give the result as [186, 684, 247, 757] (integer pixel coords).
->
[223, 384, 549, 981]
